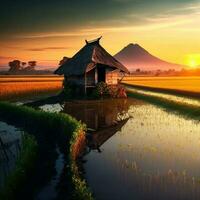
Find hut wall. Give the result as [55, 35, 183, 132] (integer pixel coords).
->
[64, 75, 85, 95]
[106, 69, 120, 85]
[67, 75, 85, 86]
[86, 69, 95, 86]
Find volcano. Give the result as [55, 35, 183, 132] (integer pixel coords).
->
[114, 43, 183, 71]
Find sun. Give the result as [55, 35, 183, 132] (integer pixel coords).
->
[186, 54, 200, 69]
[189, 59, 198, 68]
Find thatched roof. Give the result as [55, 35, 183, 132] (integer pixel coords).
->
[54, 37, 129, 75]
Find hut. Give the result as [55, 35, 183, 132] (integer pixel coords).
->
[54, 37, 129, 95]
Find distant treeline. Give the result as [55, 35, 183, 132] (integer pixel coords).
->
[8, 60, 37, 72]
[0, 70, 54, 75]
[1, 57, 69, 75]
[0, 59, 54, 75]
[130, 68, 200, 76]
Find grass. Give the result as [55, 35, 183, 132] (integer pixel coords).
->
[123, 76, 200, 93]
[0, 76, 63, 101]
[0, 102, 93, 200]
[0, 133, 38, 200]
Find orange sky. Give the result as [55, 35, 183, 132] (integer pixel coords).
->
[0, 0, 200, 69]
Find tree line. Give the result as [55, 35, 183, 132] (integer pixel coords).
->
[7, 57, 70, 74]
[8, 60, 37, 72]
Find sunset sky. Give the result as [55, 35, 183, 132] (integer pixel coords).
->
[0, 0, 200, 69]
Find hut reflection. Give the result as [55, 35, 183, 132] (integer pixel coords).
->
[86, 118, 129, 152]
[63, 99, 134, 152]
[63, 99, 133, 130]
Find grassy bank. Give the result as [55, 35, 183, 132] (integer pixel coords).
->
[127, 91, 200, 120]
[0, 133, 38, 200]
[0, 102, 93, 200]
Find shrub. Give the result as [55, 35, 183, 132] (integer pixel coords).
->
[96, 82, 110, 97]
[90, 83, 127, 99]
[108, 85, 119, 98]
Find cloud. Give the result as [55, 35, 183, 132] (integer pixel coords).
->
[168, 2, 200, 14]
[17, 31, 98, 39]
[0, 56, 15, 60]
[25, 46, 70, 51]
[1, 0, 198, 39]
[112, 0, 138, 2]
[84, 1, 200, 33]
[4, 0, 198, 41]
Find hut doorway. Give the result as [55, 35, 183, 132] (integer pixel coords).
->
[97, 67, 105, 82]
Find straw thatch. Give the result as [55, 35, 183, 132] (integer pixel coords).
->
[54, 37, 129, 75]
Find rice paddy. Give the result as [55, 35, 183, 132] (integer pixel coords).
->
[1, 75, 200, 199]
[122, 76, 200, 93]
[82, 101, 200, 200]
[0, 75, 63, 101]
[126, 86, 200, 107]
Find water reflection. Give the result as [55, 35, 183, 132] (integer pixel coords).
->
[0, 122, 22, 189]
[85, 118, 129, 153]
[63, 99, 136, 130]
[82, 102, 200, 200]
[63, 99, 136, 153]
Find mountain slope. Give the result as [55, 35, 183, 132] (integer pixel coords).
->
[114, 43, 183, 71]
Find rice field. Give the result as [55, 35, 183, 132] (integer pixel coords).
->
[2, 74, 200, 199]
[126, 86, 200, 107]
[122, 76, 200, 93]
[82, 100, 200, 200]
[0, 75, 63, 101]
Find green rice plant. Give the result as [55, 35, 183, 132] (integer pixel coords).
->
[58, 120, 94, 199]
[69, 125, 94, 200]
[71, 162, 93, 200]
[0, 133, 38, 200]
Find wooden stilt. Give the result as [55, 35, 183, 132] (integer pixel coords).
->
[84, 72, 87, 95]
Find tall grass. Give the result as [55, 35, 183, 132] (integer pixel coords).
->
[0, 133, 38, 200]
[0, 102, 93, 200]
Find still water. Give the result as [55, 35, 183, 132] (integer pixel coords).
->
[0, 121, 21, 189]
[63, 98, 200, 200]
